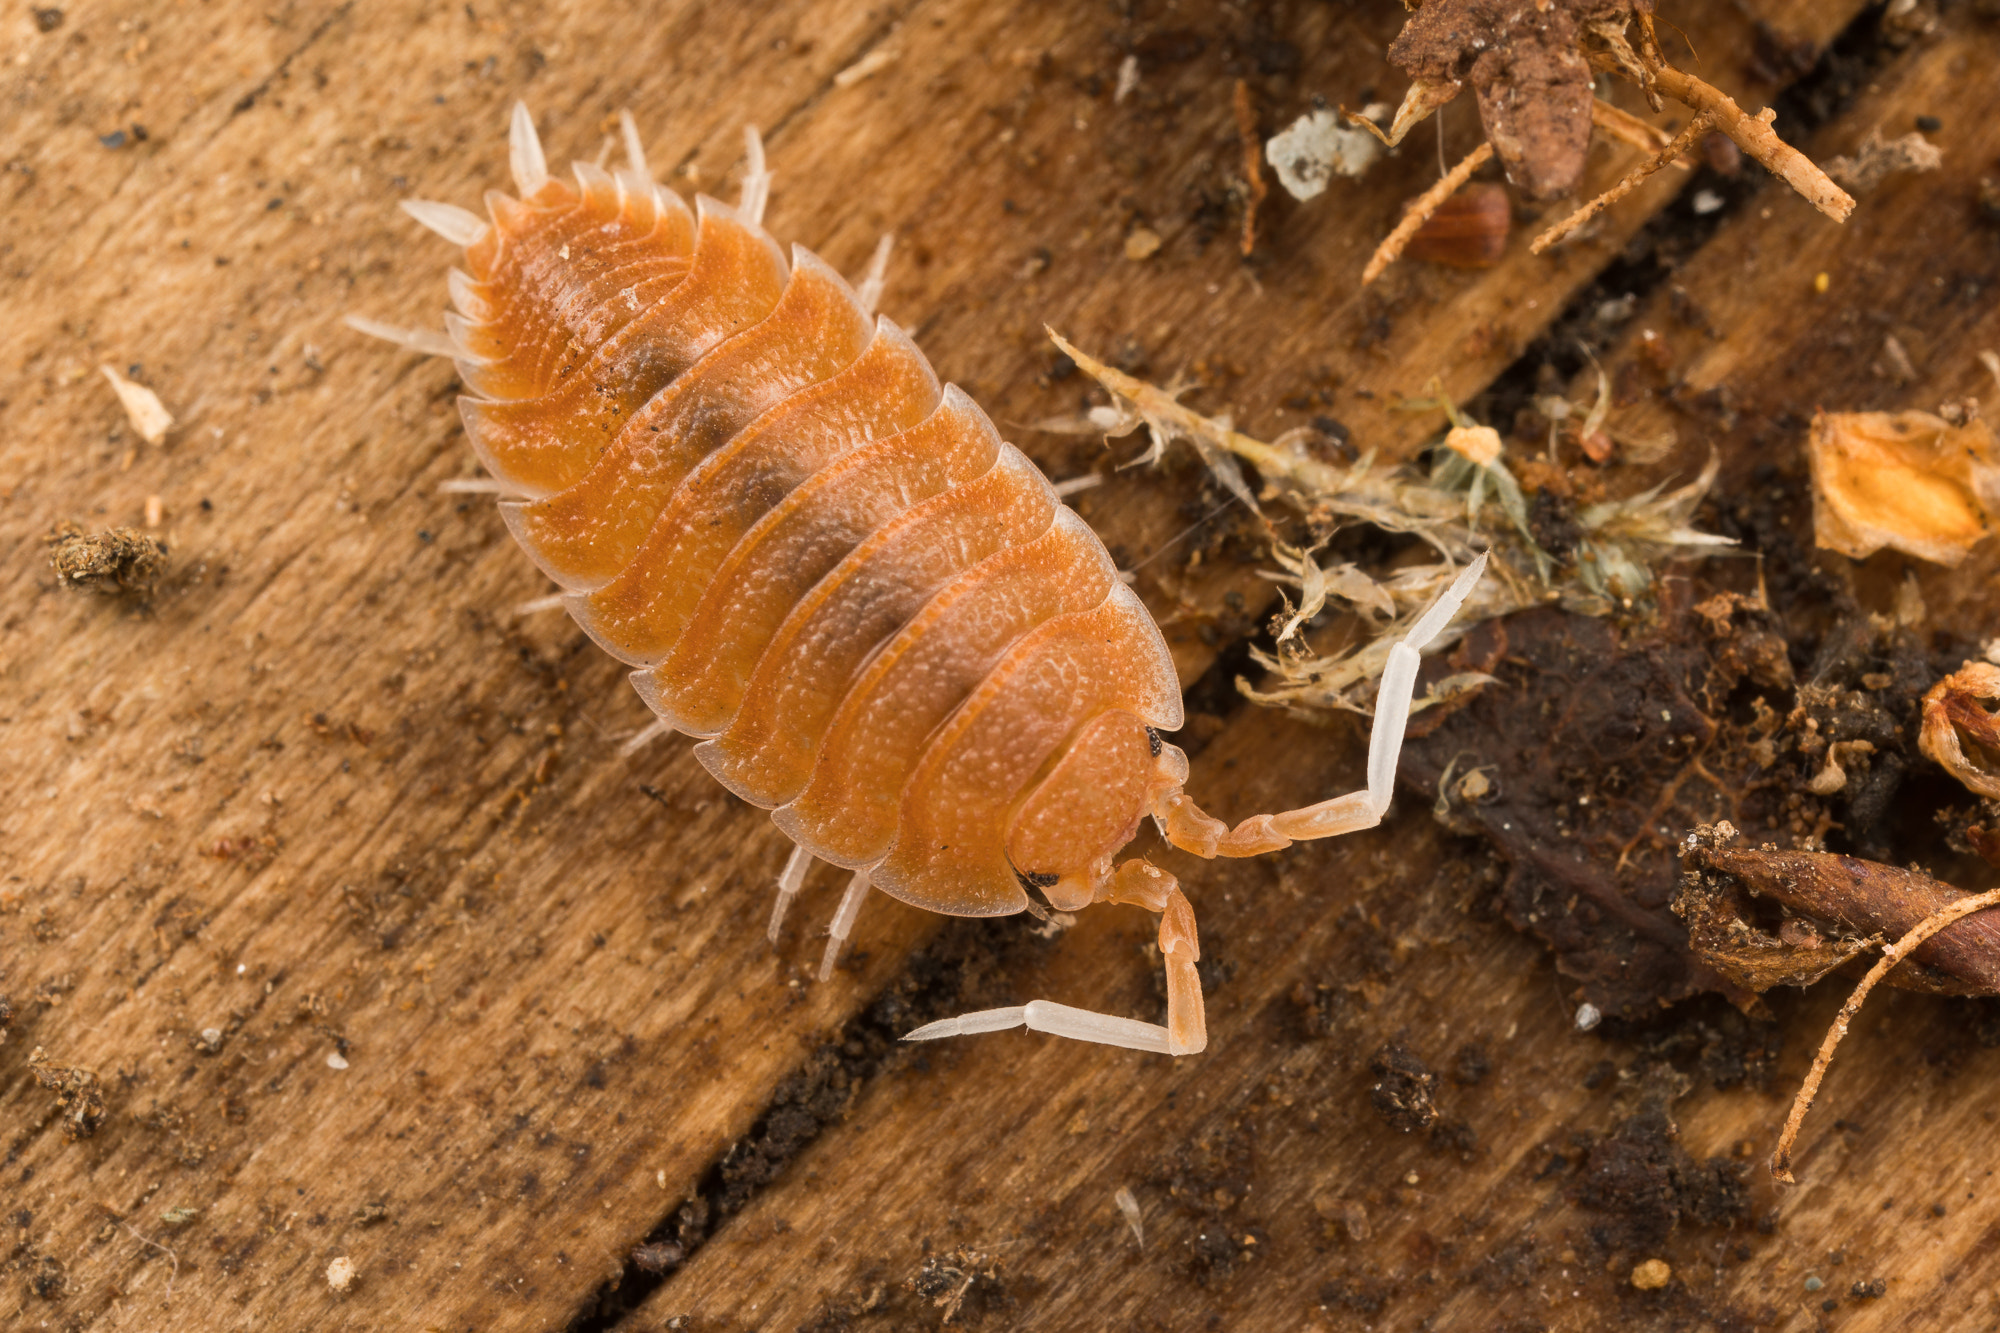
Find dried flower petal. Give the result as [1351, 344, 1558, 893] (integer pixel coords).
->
[1921, 661, 2000, 799]
[99, 364, 173, 444]
[1807, 410, 1999, 565]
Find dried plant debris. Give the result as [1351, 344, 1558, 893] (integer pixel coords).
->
[1921, 662, 2000, 799]
[1824, 128, 1943, 194]
[1678, 826, 2000, 1184]
[45, 520, 168, 596]
[1043, 335, 1732, 716]
[99, 363, 173, 444]
[28, 1046, 106, 1141]
[1675, 829, 2000, 999]
[1807, 411, 2000, 566]
[1358, 0, 1852, 282]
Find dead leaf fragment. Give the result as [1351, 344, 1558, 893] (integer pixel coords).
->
[99, 364, 173, 443]
[1807, 410, 2000, 565]
[1922, 662, 2000, 799]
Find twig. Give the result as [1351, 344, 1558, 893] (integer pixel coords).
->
[1363, 140, 1494, 285]
[1649, 64, 1854, 222]
[1233, 80, 1266, 258]
[1533, 112, 1713, 254]
[1588, 98, 1680, 159]
[1772, 885, 2000, 1184]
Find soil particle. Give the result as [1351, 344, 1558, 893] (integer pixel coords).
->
[27, 1046, 105, 1141]
[44, 520, 167, 596]
[905, 1248, 1010, 1326]
[1367, 1043, 1441, 1133]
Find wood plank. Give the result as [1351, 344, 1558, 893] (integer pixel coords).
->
[0, 0, 1886, 1330]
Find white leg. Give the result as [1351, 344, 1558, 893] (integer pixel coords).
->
[436, 477, 515, 495]
[618, 717, 670, 757]
[343, 314, 460, 360]
[400, 199, 488, 247]
[770, 844, 811, 942]
[1362, 551, 1487, 816]
[618, 110, 650, 180]
[854, 234, 894, 316]
[904, 1001, 1173, 1054]
[1164, 551, 1488, 857]
[818, 867, 871, 981]
[738, 126, 771, 227]
[509, 100, 550, 196]
[512, 591, 568, 618]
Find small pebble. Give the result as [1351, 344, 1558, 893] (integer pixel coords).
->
[1692, 189, 1724, 215]
[326, 1256, 356, 1293]
[1805, 1275, 1824, 1292]
[1631, 1259, 1671, 1290]
[326, 1051, 350, 1071]
[1123, 228, 1162, 261]
[1574, 1003, 1602, 1032]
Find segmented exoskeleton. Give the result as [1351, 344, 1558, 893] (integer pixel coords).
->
[351, 104, 1485, 1057]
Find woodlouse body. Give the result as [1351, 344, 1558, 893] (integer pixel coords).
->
[356, 105, 1485, 1057]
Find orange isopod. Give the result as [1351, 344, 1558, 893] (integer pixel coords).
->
[350, 104, 1486, 1057]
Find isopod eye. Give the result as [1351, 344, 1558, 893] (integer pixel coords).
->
[1145, 726, 1163, 758]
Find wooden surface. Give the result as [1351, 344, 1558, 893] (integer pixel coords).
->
[5, 2, 1998, 1331]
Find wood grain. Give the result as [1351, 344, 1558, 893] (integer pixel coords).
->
[4, 2, 1970, 1331]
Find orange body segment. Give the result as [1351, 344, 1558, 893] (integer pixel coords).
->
[462, 199, 785, 495]
[871, 588, 1183, 916]
[569, 320, 941, 666]
[502, 250, 876, 587]
[1006, 710, 1160, 882]
[770, 509, 1120, 868]
[631, 389, 1003, 737]
[696, 444, 1062, 806]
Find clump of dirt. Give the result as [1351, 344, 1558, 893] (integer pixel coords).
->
[1368, 1043, 1441, 1133]
[1400, 580, 1955, 1018]
[906, 1248, 1011, 1327]
[1151, 1130, 1265, 1287]
[28, 1047, 105, 1141]
[44, 520, 167, 596]
[1570, 1067, 1750, 1251]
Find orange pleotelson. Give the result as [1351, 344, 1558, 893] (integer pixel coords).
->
[357, 105, 1488, 1057]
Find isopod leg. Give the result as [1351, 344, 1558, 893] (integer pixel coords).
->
[855, 235, 894, 316]
[771, 843, 812, 943]
[818, 866, 872, 981]
[900, 858, 1205, 1057]
[1154, 552, 1490, 858]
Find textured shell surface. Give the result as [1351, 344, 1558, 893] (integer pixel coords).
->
[436, 114, 1185, 922]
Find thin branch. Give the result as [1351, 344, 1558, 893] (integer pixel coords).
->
[1588, 98, 1681, 159]
[1363, 140, 1495, 285]
[1772, 885, 2000, 1184]
[1533, 112, 1713, 254]
[1649, 64, 1854, 222]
